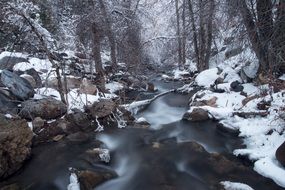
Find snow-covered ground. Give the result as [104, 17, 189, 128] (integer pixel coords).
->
[183, 59, 285, 187]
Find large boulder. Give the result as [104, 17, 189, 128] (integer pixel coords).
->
[79, 78, 97, 95]
[0, 56, 28, 70]
[25, 68, 42, 88]
[20, 98, 67, 120]
[85, 99, 117, 119]
[0, 89, 19, 114]
[276, 141, 285, 167]
[65, 109, 92, 133]
[182, 108, 209, 122]
[1, 69, 34, 100]
[0, 115, 33, 179]
[46, 76, 82, 91]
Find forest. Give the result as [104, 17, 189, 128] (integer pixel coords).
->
[0, 0, 285, 190]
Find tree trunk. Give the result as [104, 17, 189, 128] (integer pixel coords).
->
[182, 0, 187, 66]
[274, 0, 285, 73]
[257, 0, 273, 72]
[238, 0, 268, 74]
[188, 0, 200, 69]
[175, 0, 183, 69]
[204, 0, 215, 70]
[92, 24, 105, 91]
[98, 0, 117, 70]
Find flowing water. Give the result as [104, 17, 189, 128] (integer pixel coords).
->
[0, 79, 283, 190]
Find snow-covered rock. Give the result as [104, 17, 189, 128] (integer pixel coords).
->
[195, 68, 219, 87]
[220, 181, 254, 190]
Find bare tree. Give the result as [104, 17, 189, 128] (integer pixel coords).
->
[188, 0, 215, 71]
[237, 0, 285, 77]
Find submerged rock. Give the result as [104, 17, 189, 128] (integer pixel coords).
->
[78, 170, 117, 190]
[276, 141, 285, 167]
[67, 132, 90, 143]
[85, 99, 117, 119]
[20, 98, 67, 120]
[1, 69, 34, 100]
[0, 115, 33, 179]
[182, 108, 209, 122]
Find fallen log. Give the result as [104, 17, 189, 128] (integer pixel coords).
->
[233, 111, 268, 118]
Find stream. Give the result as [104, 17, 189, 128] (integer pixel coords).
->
[0, 79, 283, 190]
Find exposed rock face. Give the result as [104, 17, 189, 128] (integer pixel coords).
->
[230, 81, 244, 92]
[66, 132, 90, 143]
[1, 70, 34, 100]
[25, 68, 42, 88]
[65, 109, 92, 133]
[225, 47, 243, 59]
[32, 120, 65, 144]
[32, 117, 46, 134]
[0, 115, 33, 179]
[78, 170, 117, 190]
[79, 78, 97, 95]
[276, 141, 285, 167]
[20, 98, 67, 120]
[46, 76, 82, 91]
[85, 99, 117, 119]
[0, 56, 28, 70]
[20, 74, 37, 88]
[183, 108, 209, 122]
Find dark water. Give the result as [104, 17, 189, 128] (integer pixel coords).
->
[0, 79, 283, 190]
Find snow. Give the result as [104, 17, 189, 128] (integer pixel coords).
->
[13, 62, 33, 71]
[67, 173, 80, 190]
[190, 66, 285, 188]
[220, 181, 254, 190]
[93, 148, 111, 163]
[220, 67, 242, 83]
[106, 81, 124, 93]
[0, 51, 28, 60]
[137, 117, 147, 123]
[279, 74, 285, 81]
[195, 68, 219, 87]
[27, 122, 33, 130]
[254, 157, 285, 188]
[173, 68, 189, 79]
[35, 87, 116, 113]
[28, 58, 53, 72]
[4, 114, 13, 119]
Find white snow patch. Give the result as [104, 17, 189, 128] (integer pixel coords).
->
[254, 157, 285, 188]
[13, 62, 33, 71]
[220, 181, 254, 190]
[195, 68, 219, 87]
[67, 173, 80, 190]
[106, 81, 124, 93]
[0, 51, 28, 60]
